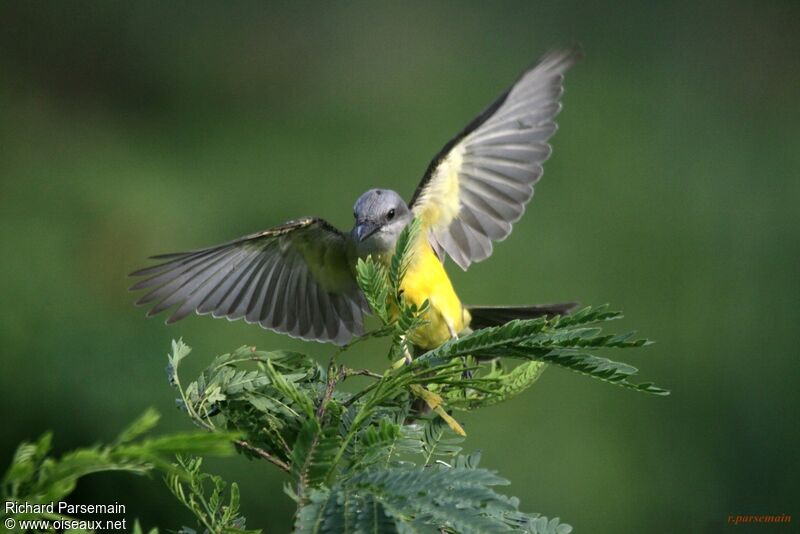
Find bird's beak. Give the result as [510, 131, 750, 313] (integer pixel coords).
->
[355, 220, 381, 242]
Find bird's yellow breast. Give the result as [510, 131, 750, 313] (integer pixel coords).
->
[395, 237, 469, 349]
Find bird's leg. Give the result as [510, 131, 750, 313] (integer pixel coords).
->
[401, 334, 413, 365]
[445, 320, 472, 379]
[460, 360, 472, 379]
[446, 321, 458, 339]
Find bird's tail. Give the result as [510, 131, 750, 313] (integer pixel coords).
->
[466, 302, 579, 330]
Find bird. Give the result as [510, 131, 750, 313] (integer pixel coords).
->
[129, 49, 580, 350]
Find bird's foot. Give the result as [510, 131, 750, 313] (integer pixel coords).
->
[461, 356, 473, 380]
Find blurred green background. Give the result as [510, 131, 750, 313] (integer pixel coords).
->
[2, 1, 798, 532]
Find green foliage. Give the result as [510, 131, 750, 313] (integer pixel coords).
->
[294, 457, 572, 534]
[166, 455, 259, 534]
[291, 416, 343, 488]
[348, 417, 424, 471]
[446, 360, 547, 410]
[356, 255, 391, 324]
[422, 419, 464, 466]
[1, 217, 665, 532]
[132, 520, 160, 534]
[159, 227, 666, 532]
[388, 217, 423, 297]
[418, 305, 668, 396]
[356, 218, 431, 361]
[0, 409, 235, 531]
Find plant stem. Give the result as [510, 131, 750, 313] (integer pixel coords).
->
[234, 439, 290, 472]
[343, 367, 383, 380]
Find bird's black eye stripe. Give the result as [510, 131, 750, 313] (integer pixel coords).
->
[387, 208, 395, 220]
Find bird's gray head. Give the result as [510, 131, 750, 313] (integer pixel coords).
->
[351, 188, 412, 255]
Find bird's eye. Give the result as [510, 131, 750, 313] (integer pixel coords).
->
[387, 209, 396, 220]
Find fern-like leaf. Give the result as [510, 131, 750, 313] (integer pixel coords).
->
[389, 217, 422, 297]
[294, 464, 570, 534]
[356, 256, 391, 323]
[422, 419, 464, 466]
[497, 347, 669, 395]
[291, 417, 343, 489]
[442, 360, 547, 410]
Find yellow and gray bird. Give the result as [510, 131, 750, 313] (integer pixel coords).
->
[130, 49, 579, 349]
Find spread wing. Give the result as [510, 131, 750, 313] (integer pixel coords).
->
[410, 49, 579, 269]
[129, 217, 367, 345]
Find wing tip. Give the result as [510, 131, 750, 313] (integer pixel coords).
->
[541, 45, 584, 69]
[165, 309, 192, 324]
[128, 266, 155, 278]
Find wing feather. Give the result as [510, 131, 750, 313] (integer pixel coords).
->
[142, 252, 227, 313]
[229, 252, 270, 320]
[295, 267, 311, 338]
[129, 217, 367, 344]
[245, 254, 274, 323]
[410, 49, 579, 269]
[213, 250, 264, 318]
[256, 253, 283, 324]
[167, 251, 247, 323]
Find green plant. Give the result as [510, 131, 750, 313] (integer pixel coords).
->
[165, 221, 667, 533]
[1, 221, 667, 533]
[1, 408, 235, 532]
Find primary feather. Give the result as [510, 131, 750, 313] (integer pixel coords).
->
[129, 218, 367, 344]
[411, 48, 580, 269]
